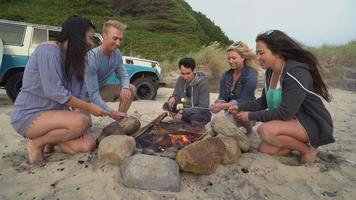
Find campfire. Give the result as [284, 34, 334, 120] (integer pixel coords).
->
[132, 113, 207, 153]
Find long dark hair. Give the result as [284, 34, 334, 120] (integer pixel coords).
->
[256, 30, 331, 102]
[56, 15, 95, 82]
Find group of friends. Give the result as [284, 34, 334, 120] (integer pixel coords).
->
[10, 15, 335, 165]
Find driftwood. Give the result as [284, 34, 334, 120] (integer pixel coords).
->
[157, 121, 206, 137]
[134, 112, 208, 150]
[132, 112, 168, 138]
[155, 120, 207, 148]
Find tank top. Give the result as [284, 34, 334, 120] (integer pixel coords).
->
[266, 72, 282, 111]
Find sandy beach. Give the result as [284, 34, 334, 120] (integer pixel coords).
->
[0, 87, 355, 200]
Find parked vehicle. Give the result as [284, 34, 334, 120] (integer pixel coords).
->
[0, 19, 163, 101]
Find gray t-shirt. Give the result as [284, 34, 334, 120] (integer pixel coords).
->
[84, 47, 129, 112]
[11, 44, 83, 136]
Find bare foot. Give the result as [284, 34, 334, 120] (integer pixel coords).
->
[300, 148, 319, 164]
[44, 144, 55, 154]
[27, 140, 44, 164]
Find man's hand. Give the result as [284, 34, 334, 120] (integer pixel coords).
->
[167, 97, 176, 110]
[173, 112, 183, 120]
[89, 104, 109, 117]
[120, 88, 131, 102]
[110, 111, 127, 121]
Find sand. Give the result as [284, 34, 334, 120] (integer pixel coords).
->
[0, 88, 355, 200]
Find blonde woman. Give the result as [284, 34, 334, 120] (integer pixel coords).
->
[210, 41, 259, 135]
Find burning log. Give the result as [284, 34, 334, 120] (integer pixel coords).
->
[155, 121, 207, 148]
[157, 120, 206, 136]
[134, 112, 208, 153]
[132, 112, 168, 139]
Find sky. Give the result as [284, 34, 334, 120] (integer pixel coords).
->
[185, 0, 356, 48]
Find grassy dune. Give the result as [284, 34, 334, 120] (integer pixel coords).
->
[162, 41, 356, 92]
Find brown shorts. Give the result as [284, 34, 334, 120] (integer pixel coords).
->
[99, 84, 122, 102]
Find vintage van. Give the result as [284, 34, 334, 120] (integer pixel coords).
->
[0, 19, 162, 101]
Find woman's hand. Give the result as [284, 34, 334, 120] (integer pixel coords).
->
[210, 103, 224, 113]
[228, 104, 239, 114]
[235, 111, 250, 123]
[88, 104, 109, 117]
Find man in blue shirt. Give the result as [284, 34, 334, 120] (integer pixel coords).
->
[85, 20, 136, 120]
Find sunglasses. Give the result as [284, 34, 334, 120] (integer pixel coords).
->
[89, 19, 96, 29]
[232, 41, 243, 47]
[261, 29, 275, 37]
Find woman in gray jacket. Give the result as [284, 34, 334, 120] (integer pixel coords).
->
[229, 30, 334, 164]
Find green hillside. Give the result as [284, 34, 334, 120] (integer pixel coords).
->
[0, 0, 232, 61]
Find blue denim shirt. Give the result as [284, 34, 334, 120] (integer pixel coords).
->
[216, 65, 257, 105]
[84, 47, 130, 112]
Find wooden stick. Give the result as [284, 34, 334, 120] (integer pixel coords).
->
[132, 112, 168, 138]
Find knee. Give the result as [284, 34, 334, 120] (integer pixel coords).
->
[257, 124, 276, 138]
[69, 115, 89, 134]
[129, 84, 136, 97]
[256, 124, 265, 135]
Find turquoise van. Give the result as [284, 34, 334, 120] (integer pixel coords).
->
[0, 19, 163, 101]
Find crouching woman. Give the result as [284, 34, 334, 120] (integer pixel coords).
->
[11, 16, 108, 164]
[229, 30, 334, 163]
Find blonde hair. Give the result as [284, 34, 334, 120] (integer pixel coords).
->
[227, 41, 260, 71]
[102, 19, 127, 33]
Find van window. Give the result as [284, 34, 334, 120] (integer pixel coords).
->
[93, 36, 102, 48]
[31, 28, 48, 47]
[49, 30, 60, 41]
[0, 22, 26, 46]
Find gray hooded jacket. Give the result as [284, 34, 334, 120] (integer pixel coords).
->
[238, 60, 334, 147]
[171, 71, 210, 119]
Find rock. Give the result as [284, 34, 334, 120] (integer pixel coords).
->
[211, 115, 250, 152]
[97, 116, 140, 144]
[118, 116, 141, 134]
[98, 135, 136, 165]
[121, 154, 180, 192]
[217, 135, 241, 164]
[176, 137, 225, 175]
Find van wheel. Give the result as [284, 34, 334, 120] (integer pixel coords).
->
[5, 72, 23, 102]
[133, 77, 157, 100]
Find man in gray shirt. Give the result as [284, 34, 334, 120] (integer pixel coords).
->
[163, 57, 211, 125]
[85, 20, 136, 120]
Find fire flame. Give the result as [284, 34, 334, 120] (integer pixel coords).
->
[170, 134, 194, 146]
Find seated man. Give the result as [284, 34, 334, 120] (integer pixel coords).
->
[163, 57, 211, 125]
[85, 20, 136, 120]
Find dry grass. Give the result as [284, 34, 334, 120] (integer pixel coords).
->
[161, 42, 228, 91]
